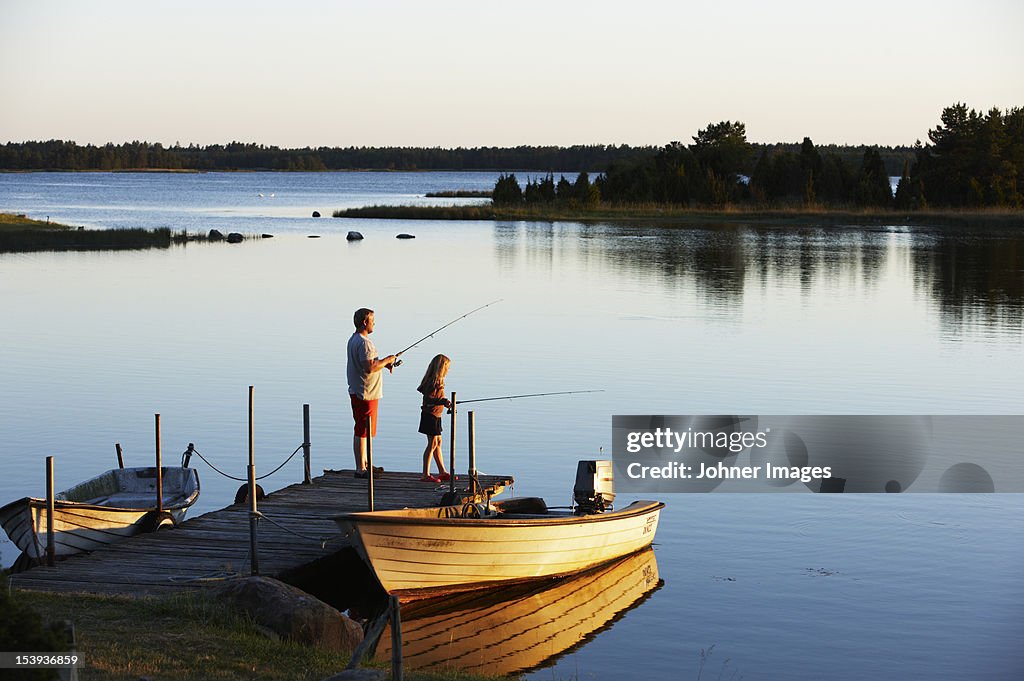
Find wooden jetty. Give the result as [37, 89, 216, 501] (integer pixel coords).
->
[8, 470, 513, 596]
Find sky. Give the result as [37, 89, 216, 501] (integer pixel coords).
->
[1, 0, 1022, 149]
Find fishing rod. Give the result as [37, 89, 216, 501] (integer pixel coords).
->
[392, 299, 502, 368]
[457, 389, 605, 405]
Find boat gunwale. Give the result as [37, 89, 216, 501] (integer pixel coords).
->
[335, 499, 664, 528]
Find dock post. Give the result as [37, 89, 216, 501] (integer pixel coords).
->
[366, 415, 374, 512]
[468, 410, 477, 497]
[45, 456, 55, 567]
[248, 464, 260, 576]
[248, 386, 260, 575]
[390, 595, 404, 681]
[154, 414, 163, 513]
[448, 392, 457, 496]
[115, 443, 124, 469]
[302, 404, 311, 484]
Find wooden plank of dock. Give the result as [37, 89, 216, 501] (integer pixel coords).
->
[9, 470, 513, 597]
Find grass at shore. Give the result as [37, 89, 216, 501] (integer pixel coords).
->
[0, 212, 76, 232]
[0, 212, 229, 252]
[15, 586, 512, 681]
[333, 203, 1024, 228]
[424, 190, 493, 198]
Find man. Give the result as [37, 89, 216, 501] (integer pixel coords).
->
[347, 308, 397, 478]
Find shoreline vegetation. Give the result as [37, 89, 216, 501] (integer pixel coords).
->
[424, 189, 493, 198]
[0, 212, 228, 252]
[332, 204, 1024, 228]
[7, 579, 504, 681]
[339, 103, 1023, 223]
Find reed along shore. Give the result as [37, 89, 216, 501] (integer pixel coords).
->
[0, 213, 225, 252]
[332, 204, 1024, 228]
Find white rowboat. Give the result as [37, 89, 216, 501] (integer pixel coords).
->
[0, 466, 200, 563]
[334, 497, 663, 599]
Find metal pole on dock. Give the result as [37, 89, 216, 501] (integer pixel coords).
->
[302, 403, 312, 484]
[449, 392, 457, 496]
[248, 386, 260, 575]
[366, 414, 374, 512]
[468, 410, 477, 498]
[115, 443, 124, 469]
[45, 456, 55, 567]
[389, 595, 404, 681]
[155, 414, 163, 513]
[248, 463, 259, 576]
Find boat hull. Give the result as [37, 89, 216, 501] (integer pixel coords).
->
[335, 499, 663, 598]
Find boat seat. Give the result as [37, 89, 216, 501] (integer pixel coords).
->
[84, 494, 186, 508]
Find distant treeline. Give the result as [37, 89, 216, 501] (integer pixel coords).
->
[495, 103, 1024, 210]
[0, 139, 915, 176]
[4, 103, 1018, 210]
[0, 142, 651, 173]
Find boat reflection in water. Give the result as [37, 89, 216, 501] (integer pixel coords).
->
[376, 547, 662, 676]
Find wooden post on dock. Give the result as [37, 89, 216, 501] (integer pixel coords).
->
[366, 415, 374, 512]
[468, 410, 477, 498]
[45, 456, 55, 567]
[389, 595, 404, 681]
[449, 392, 457, 496]
[302, 404, 311, 485]
[248, 386, 260, 576]
[154, 414, 163, 513]
[115, 443, 124, 469]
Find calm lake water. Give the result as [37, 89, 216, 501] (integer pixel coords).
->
[1, 172, 1022, 679]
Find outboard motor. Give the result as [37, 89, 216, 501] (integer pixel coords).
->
[573, 460, 615, 514]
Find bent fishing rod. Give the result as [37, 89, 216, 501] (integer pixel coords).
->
[391, 299, 502, 368]
[456, 389, 605, 405]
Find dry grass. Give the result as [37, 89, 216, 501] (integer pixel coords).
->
[0, 212, 75, 232]
[15, 587, 515, 681]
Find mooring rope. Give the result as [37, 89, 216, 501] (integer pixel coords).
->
[167, 570, 240, 583]
[254, 444, 305, 480]
[254, 511, 337, 549]
[189, 443, 305, 482]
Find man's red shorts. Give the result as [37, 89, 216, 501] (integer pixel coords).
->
[350, 395, 379, 437]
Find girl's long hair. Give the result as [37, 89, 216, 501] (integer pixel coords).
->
[417, 354, 450, 394]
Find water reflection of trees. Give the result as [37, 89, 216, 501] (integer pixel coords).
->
[909, 228, 1024, 332]
[492, 221, 1023, 332]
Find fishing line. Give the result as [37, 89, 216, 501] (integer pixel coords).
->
[392, 299, 502, 367]
[458, 389, 604, 404]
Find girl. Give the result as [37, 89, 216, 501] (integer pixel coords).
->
[417, 354, 454, 482]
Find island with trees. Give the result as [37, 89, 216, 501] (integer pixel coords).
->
[334, 103, 1023, 224]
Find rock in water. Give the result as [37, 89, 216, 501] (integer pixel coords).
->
[208, 229, 225, 241]
[214, 576, 363, 652]
[346, 231, 364, 241]
[312, 211, 321, 218]
[396, 233, 415, 239]
[226, 232, 244, 243]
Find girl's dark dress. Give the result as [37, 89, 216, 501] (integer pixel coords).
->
[418, 385, 446, 436]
